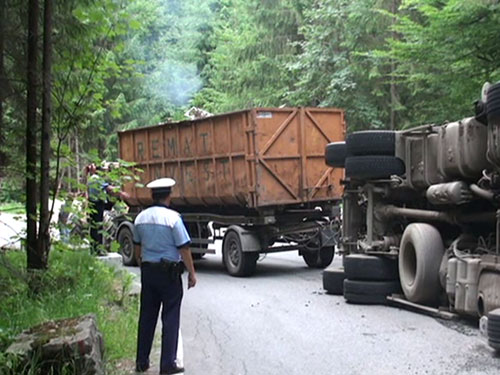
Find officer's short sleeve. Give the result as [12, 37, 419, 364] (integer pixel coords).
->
[132, 224, 141, 245]
[172, 217, 191, 248]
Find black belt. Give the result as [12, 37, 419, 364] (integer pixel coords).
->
[141, 259, 185, 279]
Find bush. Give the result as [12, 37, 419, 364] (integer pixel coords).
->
[0, 248, 138, 373]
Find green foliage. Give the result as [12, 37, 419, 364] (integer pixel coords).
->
[0, 249, 139, 372]
[194, 0, 304, 112]
[382, 0, 500, 126]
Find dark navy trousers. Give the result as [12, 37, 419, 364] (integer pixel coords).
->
[136, 263, 183, 373]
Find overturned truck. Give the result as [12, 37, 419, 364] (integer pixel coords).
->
[324, 82, 500, 348]
[117, 107, 344, 276]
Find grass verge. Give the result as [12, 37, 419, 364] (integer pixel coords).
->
[0, 246, 139, 374]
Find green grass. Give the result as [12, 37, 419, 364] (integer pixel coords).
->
[0, 202, 25, 215]
[0, 246, 139, 374]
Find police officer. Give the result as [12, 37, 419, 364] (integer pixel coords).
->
[133, 177, 197, 374]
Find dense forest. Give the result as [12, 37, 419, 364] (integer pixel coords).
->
[1, 0, 499, 204]
[2, 0, 500, 175]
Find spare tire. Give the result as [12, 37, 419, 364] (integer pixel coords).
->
[487, 82, 500, 125]
[346, 131, 395, 156]
[325, 141, 347, 168]
[345, 155, 405, 180]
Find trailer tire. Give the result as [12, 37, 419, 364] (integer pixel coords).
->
[222, 230, 258, 277]
[325, 141, 347, 168]
[344, 254, 399, 281]
[345, 156, 405, 180]
[302, 247, 335, 269]
[192, 253, 206, 260]
[487, 82, 500, 124]
[399, 223, 444, 305]
[118, 226, 137, 266]
[343, 279, 401, 296]
[323, 267, 346, 295]
[346, 131, 396, 156]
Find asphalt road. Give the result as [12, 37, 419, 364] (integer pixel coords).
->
[173, 248, 500, 375]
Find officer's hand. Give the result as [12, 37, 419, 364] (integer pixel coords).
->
[188, 272, 197, 289]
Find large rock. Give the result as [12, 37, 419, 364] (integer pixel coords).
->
[6, 314, 104, 375]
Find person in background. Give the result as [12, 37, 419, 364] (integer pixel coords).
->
[85, 162, 129, 255]
[133, 177, 197, 375]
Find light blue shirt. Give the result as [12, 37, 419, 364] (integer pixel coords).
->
[133, 204, 191, 263]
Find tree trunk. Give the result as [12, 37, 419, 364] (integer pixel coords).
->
[26, 0, 41, 270]
[0, 0, 6, 174]
[38, 0, 53, 263]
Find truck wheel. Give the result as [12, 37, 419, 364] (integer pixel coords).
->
[344, 254, 399, 281]
[487, 82, 500, 124]
[346, 130, 396, 156]
[302, 246, 335, 268]
[118, 227, 137, 266]
[325, 141, 347, 168]
[399, 223, 444, 305]
[343, 279, 400, 304]
[323, 266, 346, 295]
[488, 309, 500, 350]
[344, 292, 388, 305]
[222, 230, 258, 277]
[343, 279, 401, 296]
[345, 155, 405, 180]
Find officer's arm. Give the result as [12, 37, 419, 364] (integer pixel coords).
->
[179, 246, 196, 288]
[134, 244, 142, 266]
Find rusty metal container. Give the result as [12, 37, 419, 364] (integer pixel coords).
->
[119, 107, 345, 210]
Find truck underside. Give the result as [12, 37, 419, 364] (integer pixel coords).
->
[324, 82, 500, 349]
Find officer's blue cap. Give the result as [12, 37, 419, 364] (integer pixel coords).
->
[147, 177, 176, 194]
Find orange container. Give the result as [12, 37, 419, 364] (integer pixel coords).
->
[118, 107, 345, 209]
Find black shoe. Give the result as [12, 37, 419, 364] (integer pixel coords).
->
[135, 363, 150, 372]
[160, 365, 184, 374]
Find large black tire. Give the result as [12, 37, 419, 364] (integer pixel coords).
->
[118, 226, 137, 266]
[344, 254, 399, 281]
[346, 131, 396, 156]
[343, 279, 401, 305]
[325, 141, 347, 168]
[488, 309, 500, 350]
[345, 155, 405, 180]
[344, 292, 388, 305]
[222, 230, 258, 277]
[399, 223, 444, 305]
[487, 82, 500, 125]
[343, 279, 401, 295]
[323, 267, 346, 295]
[302, 247, 335, 269]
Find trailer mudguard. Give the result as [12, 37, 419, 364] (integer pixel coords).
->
[226, 225, 262, 252]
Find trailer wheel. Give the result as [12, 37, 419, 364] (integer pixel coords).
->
[345, 155, 405, 180]
[118, 226, 137, 266]
[302, 246, 334, 269]
[222, 230, 258, 277]
[325, 141, 347, 168]
[323, 266, 346, 295]
[346, 130, 396, 156]
[399, 223, 444, 305]
[344, 254, 399, 281]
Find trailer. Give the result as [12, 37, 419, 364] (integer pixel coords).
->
[116, 107, 345, 276]
[323, 82, 500, 350]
